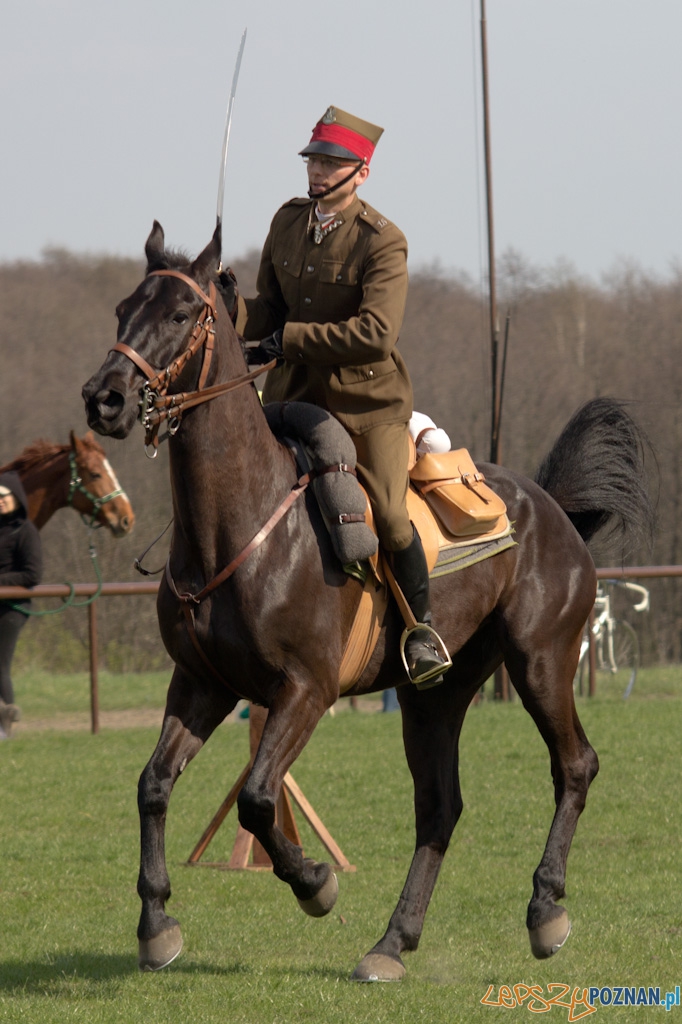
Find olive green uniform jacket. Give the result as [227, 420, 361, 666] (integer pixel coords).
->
[236, 193, 413, 436]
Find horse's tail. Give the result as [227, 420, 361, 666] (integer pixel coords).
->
[534, 397, 656, 550]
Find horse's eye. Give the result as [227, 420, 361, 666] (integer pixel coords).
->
[172, 311, 189, 324]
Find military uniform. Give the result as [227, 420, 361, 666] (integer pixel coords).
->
[238, 104, 448, 687]
[236, 192, 414, 550]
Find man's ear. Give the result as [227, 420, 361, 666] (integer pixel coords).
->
[356, 165, 370, 187]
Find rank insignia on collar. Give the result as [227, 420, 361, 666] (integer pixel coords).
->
[313, 217, 342, 244]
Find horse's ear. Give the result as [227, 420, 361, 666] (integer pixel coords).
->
[145, 221, 166, 269]
[69, 430, 82, 453]
[191, 220, 222, 283]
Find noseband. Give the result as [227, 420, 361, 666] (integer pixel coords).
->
[110, 269, 273, 456]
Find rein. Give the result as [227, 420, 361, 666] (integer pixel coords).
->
[110, 269, 275, 456]
[7, 528, 104, 616]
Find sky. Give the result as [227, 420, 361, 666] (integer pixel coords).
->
[1, 0, 681, 284]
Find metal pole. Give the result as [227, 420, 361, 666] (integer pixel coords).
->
[480, 0, 500, 465]
[481, 0, 507, 698]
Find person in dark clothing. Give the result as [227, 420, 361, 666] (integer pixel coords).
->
[0, 471, 42, 737]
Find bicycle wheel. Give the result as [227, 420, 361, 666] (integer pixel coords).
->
[609, 619, 639, 699]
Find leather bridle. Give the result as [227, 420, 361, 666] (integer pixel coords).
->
[67, 449, 123, 528]
[111, 266, 356, 691]
[110, 268, 274, 455]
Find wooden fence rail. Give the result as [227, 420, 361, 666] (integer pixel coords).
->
[2, 567, 681, 733]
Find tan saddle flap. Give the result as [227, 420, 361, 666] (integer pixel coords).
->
[409, 448, 507, 537]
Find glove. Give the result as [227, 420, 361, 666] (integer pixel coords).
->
[245, 329, 284, 366]
[217, 266, 239, 326]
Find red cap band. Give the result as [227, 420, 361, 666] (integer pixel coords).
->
[308, 123, 375, 163]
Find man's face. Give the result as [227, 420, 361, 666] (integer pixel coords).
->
[304, 155, 369, 208]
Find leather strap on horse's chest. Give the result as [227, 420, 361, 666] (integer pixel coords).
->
[166, 471, 313, 606]
[165, 473, 313, 693]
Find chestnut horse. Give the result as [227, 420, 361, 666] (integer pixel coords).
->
[82, 222, 652, 981]
[0, 431, 134, 535]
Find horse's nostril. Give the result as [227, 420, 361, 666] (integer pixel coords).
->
[92, 389, 125, 420]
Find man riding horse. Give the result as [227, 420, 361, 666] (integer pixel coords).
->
[230, 104, 448, 687]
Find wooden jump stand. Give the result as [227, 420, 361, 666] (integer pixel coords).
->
[186, 704, 355, 872]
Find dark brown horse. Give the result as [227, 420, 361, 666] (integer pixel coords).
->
[0, 431, 134, 535]
[82, 222, 653, 981]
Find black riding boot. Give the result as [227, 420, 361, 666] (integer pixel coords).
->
[389, 529, 450, 689]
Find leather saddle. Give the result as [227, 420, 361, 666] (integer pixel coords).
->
[338, 446, 511, 691]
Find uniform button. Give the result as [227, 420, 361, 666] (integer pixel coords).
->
[283, 259, 288, 266]
[336, 274, 342, 281]
[304, 297, 312, 305]
[368, 370, 374, 377]
[306, 265, 315, 273]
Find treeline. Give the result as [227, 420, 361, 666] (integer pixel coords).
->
[0, 247, 679, 672]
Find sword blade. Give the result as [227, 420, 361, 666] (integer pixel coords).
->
[216, 27, 247, 231]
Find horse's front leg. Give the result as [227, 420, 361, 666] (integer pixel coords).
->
[137, 667, 237, 970]
[237, 679, 338, 917]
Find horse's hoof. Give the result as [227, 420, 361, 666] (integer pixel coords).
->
[351, 953, 406, 982]
[296, 869, 338, 917]
[529, 910, 571, 959]
[138, 924, 184, 971]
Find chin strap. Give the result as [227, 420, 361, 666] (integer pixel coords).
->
[307, 159, 365, 200]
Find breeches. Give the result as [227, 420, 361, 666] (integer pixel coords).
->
[0, 606, 28, 705]
[352, 421, 413, 553]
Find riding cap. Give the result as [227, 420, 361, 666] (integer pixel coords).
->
[299, 106, 384, 165]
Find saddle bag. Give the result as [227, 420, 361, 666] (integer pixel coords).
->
[409, 448, 507, 537]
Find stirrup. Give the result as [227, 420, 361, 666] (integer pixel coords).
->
[400, 624, 452, 690]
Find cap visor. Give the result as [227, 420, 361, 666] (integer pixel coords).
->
[299, 141, 363, 161]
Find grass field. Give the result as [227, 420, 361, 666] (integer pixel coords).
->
[1, 667, 680, 1023]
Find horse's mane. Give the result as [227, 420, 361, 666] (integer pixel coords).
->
[147, 248, 193, 274]
[0, 434, 104, 474]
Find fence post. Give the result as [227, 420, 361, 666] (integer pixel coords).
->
[88, 600, 99, 734]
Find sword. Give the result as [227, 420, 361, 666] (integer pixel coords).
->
[216, 27, 247, 239]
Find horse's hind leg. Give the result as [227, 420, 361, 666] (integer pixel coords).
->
[510, 651, 599, 959]
[352, 680, 473, 981]
[137, 667, 237, 971]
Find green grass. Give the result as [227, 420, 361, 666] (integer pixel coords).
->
[1, 668, 681, 1022]
[13, 668, 170, 718]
